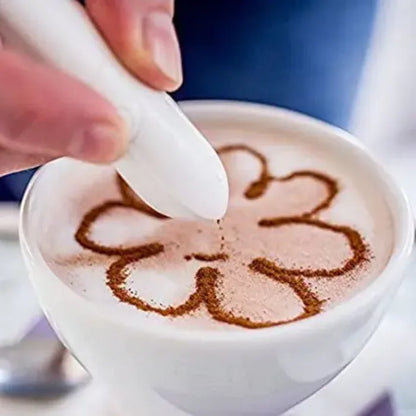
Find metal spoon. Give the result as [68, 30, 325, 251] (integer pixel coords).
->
[0, 203, 89, 399]
[0, 318, 89, 399]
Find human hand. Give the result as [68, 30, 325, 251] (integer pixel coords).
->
[0, 0, 182, 176]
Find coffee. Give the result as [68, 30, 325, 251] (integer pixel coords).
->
[42, 121, 394, 330]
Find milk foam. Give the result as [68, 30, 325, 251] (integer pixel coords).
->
[41, 120, 394, 330]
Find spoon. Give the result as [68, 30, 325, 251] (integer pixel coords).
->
[0, 204, 89, 399]
[0, 318, 89, 399]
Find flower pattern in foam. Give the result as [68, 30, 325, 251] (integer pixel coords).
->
[75, 145, 369, 329]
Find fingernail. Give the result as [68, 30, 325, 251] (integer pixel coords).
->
[69, 123, 127, 163]
[143, 11, 182, 84]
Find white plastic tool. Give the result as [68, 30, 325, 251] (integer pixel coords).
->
[0, 0, 229, 220]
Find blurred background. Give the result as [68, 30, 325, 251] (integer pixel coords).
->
[1, 0, 415, 414]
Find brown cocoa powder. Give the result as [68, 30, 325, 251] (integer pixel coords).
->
[184, 253, 228, 261]
[191, 253, 229, 262]
[216, 219, 226, 251]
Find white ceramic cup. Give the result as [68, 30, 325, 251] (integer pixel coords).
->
[20, 101, 414, 416]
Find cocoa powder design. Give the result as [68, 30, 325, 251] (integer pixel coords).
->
[74, 145, 369, 329]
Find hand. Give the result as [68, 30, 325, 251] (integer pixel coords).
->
[0, 0, 182, 176]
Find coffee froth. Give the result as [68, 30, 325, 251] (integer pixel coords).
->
[43, 125, 394, 330]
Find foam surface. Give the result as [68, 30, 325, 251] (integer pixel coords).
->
[41, 120, 394, 330]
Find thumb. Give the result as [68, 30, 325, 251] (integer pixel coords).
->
[0, 50, 128, 163]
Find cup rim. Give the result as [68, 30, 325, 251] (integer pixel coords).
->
[20, 100, 415, 344]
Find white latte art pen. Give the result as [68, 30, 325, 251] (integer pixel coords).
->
[0, 0, 229, 220]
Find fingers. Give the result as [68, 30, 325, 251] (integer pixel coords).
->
[0, 50, 128, 164]
[0, 146, 52, 177]
[86, 0, 182, 92]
